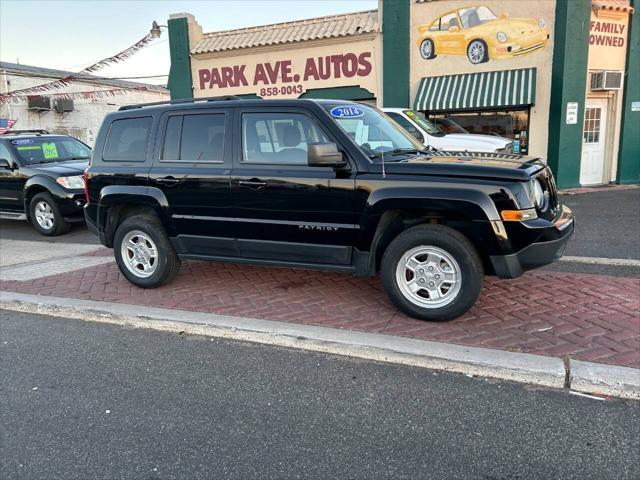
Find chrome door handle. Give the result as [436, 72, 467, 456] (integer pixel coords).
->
[156, 176, 181, 184]
[238, 180, 267, 187]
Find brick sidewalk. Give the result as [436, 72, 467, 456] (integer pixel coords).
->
[2, 248, 639, 369]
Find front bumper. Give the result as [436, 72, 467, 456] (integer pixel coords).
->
[490, 205, 574, 279]
[492, 31, 550, 59]
[58, 194, 86, 222]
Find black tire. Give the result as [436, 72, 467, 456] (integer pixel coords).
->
[381, 224, 483, 321]
[419, 38, 437, 59]
[29, 192, 71, 236]
[113, 214, 181, 288]
[467, 39, 489, 64]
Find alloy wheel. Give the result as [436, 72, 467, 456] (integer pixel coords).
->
[121, 230, 159, 278]
[395, 246, 462, 309]
[34, 201, 54, 230]
[468, 41, 486, 64]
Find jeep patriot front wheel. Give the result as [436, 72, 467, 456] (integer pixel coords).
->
[381, 225, 483, 321]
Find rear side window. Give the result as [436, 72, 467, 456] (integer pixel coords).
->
[161, 113, 226, 163]
[103, 117, 152, 162]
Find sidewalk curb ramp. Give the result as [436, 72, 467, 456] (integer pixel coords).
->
[2, 291, 638, 400]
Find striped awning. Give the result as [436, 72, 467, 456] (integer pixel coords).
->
[413, 68, 537, 112]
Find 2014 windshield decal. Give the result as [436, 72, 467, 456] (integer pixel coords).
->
[330, 106, 364, 118]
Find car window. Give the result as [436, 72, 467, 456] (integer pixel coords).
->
[459, 6, 497, 29]
[403, 110, 445, 136]
[0, 142, 13, 162]
[429, 19, 440, 32]
[242, 112, 328, 165]
[385, 112, 424, 143]
[103, 117, 152, 162]
[440, 12, 460, 31]
[162, 113, 226, 162]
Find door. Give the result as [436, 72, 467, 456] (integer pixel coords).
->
[0, 141, 24, 211]
[231, 109, 358, 266]
[148, 109, 234, 255]
[580, 98, 608, 186]
[438, 12, 465, 54]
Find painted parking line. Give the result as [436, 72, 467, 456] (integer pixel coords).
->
[560, 255, 640, 267]
[0, 256, 114, 281]
[0, 239, 100, 268]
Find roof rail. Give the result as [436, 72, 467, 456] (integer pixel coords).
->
[118, 95, 244, 111]
[0, 129, 50, 135]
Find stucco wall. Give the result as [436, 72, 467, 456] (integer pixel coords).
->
[408, 0, 556, 159]
[0, 72, 168, 146]
[190, 34, 382, 101]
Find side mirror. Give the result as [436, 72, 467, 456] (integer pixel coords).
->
[308, 142, 346, 167]
[449, 25, 460, 32]
[500, 13, 510, 20]
[0, 158, 12, 170]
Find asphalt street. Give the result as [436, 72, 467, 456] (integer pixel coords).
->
[1, 310, 639, 480]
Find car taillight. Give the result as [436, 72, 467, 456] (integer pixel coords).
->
[83, 168, 90, 205]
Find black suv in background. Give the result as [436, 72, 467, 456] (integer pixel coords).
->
[84, 98, 573, 321]
[0, 130, 91, 235]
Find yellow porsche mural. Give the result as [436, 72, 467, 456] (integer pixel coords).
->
[417, 5, 550, 65]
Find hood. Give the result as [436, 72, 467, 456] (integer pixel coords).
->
[28, 160, 87, 177]
[433, 133, 511, 152]
[384, 152, 544, 181]
[482, 17, 544, 35]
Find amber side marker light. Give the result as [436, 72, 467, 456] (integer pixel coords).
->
[500, 209, 538, 221]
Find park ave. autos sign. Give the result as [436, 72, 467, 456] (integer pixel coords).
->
[196, 52, 373, 97]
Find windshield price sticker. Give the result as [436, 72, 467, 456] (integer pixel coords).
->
[330, 106, 364, 118]
[42, 142, 59, 159]
[11, 138, 34, 145]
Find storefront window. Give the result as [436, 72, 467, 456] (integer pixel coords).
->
[428, 108, 531, 154]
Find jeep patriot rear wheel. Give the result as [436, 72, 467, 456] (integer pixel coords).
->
[381, 225, 483, 321]
[114, 215, 181, 288]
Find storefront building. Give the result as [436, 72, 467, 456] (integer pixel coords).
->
[167, 0, 638, 188]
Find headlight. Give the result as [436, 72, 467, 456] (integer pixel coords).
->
[496, 142, 514, 154]
[496, 32, 508, 43]
[56, 175, 85, 189]
[531, 179, 545, 209]
[538, 18, 546, 28]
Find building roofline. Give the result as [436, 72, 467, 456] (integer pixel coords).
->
[0, 61, 168, 93]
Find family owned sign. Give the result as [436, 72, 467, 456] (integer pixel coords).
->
[197, 52, 373, 96]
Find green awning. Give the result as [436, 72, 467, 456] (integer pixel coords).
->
[413, 68, 536, 112]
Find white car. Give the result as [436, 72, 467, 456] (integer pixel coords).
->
[382, 108, 513, 153]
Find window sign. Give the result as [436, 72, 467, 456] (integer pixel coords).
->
[566, 102, 579, 125]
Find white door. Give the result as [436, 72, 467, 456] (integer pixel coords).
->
[580, 98, 608, 185]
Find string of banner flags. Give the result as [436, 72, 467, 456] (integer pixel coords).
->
[0, 31, 157, 104]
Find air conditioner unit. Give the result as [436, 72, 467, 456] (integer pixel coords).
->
[27, 96, 52, 111]
[591, 71, 623, 91]
[54, 98, 74, 113]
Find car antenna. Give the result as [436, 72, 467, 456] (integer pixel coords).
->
[381, 148, 386, 178]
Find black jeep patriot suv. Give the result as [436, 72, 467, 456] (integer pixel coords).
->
[84, 98, 573, 321]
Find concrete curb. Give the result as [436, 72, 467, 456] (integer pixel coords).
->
[1, 291, 638, 399]
[571, 360, 640, 399]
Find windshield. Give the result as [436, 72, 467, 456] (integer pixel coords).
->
[459, 6, 498, 28]
[324, 104, 426, 159]
[403, 110, 445, 136]
[9, 137, 91, 165]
